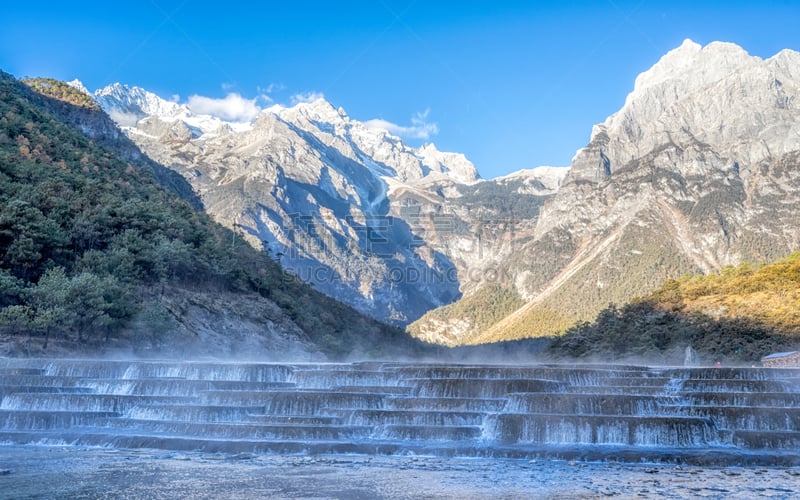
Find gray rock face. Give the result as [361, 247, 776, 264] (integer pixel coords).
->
[570, 40, 800, 183]
[540, 39, 800, 268]
[414, 39, 800, 345]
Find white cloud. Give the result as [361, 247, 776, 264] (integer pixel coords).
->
[221, 82, 236, 91]
[364, 108, 439, 140]
[108, 109, 141, 128]
[258, 83, 285, 94]
[186, 93, 261, 122]
[290, 91, 325, 105]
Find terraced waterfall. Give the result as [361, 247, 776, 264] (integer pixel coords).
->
[1, 359, 799, 465]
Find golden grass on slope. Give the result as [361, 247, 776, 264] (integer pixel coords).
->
[545, 251, 800, 362]
[651, 251, 800, 335]
[463, 306, 575, 345]
[463, 222, 701, 346]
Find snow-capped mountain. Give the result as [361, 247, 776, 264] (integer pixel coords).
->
[95, 83, 184, 126]
[94, 83, 253, 135]
[269, 98, 480, 184]
[94, 83, 545, 325]
[412, 39, 800, 344]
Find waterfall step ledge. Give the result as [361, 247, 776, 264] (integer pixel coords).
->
[1, 431, 800, 466]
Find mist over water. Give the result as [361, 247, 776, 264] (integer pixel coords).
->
[1, 358, 800, 497]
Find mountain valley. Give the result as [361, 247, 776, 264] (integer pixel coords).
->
[87, 40, 800, 350]
[2, 39, 800, 359]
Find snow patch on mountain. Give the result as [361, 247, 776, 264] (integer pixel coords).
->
[94, 83, 253, 135]
[66, 79, 91, 96]
[417, 143, 482, 185]
[494, 166, 569, 194]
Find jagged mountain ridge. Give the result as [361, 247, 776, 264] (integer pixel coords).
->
[93, 83, 566, 325]
[412, 39, 800, 345]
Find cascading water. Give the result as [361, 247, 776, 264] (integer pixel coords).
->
[1, 359, 799, 464]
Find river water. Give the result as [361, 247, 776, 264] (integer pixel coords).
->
[2, 445, 799, 499]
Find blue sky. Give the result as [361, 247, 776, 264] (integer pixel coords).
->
[2, 1, 799, 178]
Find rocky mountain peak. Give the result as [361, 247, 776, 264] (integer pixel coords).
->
[628, 39, 759, 107]
[299, 97, 345, 119]
[569, 40, 800, 182]
[768, 48, 800, 80]
[630, 38, 702, 95]
[417, 143, 481, 184]
[273, 97, 346, 128]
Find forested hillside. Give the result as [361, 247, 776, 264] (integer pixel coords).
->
[0, 73, 423, 359]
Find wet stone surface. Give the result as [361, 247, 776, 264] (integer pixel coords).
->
[1, 446, 799, 499]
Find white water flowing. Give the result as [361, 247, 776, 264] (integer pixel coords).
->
[1, 359, 799, 464]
